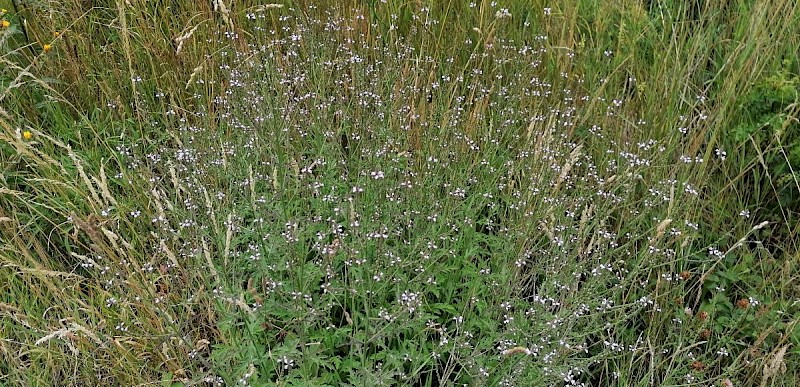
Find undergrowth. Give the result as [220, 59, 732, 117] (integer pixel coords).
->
[1, 1, 799, 386]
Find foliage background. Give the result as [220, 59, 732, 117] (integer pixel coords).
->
[1, 0, 799, 385]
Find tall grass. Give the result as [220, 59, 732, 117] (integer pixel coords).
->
[1, 0, 799, 385]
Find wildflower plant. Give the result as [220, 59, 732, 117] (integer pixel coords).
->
[0, 1, 798, 386]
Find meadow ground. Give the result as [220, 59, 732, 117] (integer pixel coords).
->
[1, 1, 799, 386]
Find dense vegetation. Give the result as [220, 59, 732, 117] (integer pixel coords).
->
[1, 0, 799, 385]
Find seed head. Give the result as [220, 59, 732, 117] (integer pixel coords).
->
[501, 346, 532, 356]
[736, 298, 750, 309]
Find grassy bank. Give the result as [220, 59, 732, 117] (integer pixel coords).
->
[1, 0, 799, 385]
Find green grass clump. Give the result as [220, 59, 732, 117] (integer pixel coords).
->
[1, 0, 799, 386]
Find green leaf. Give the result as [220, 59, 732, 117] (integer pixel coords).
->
[430, 302, 459, 316]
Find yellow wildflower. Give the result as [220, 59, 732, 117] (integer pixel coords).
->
[22, 131, 32, 140]
[43, 44, 52, 53]
[1, 20, 10, 29]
